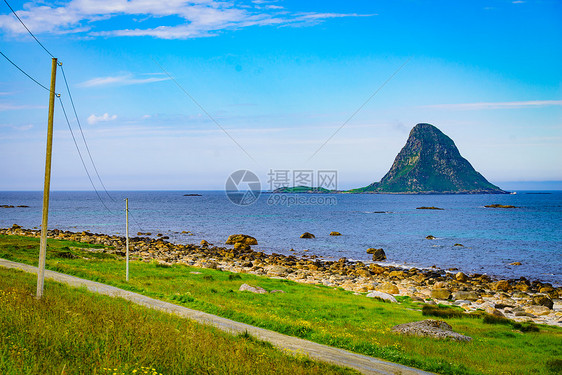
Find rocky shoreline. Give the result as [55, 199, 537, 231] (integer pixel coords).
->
[2, 225, 561, 327]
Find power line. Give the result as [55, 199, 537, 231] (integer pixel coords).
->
[307, 56, 412, 162]
[57, 95, 113, 213]
[0, 50, 52, 92]
[2, 0, 55, 58]
[151, 56, 257, 164]
[59, 65, 116, 202]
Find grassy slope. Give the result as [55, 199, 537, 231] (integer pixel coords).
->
[1, 234, 561, 375]
[0, 267, 353, 375]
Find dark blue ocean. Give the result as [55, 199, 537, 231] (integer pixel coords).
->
[1, 191, 561, 286]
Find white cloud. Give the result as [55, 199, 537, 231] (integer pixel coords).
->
[79, 73, 170, 87]
[87, 113, 117, 125]
[0, 103, 45, 111]
[421, 100, 562, 110]
[0, 0, 372, 40]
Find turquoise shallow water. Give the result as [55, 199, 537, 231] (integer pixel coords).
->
[1, 190, 561, 285]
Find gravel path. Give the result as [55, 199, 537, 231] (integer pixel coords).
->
[0, 258, 433, 375]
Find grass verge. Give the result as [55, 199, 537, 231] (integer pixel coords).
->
[1, 234, 561, 374]
[0, 267, 353, 375]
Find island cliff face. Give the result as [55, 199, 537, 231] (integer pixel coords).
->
[354, 123, 507, 194]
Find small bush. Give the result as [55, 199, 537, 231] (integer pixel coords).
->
[546, 359, 562, 373]
[483, 314, 511, 325]
[228, 274, 242, 280]
[422, 305, 464, 318]
[203, 275, 214, 281]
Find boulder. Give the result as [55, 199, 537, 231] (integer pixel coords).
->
[391, 320, 472, 342]
[533, 295, 553, 309]
[525, 305, 552, 316]
[366, 291, 397, 303]
[377, 282, 399, 295]
[367, 248, 386, 261]
[494, 280, 511, 291]
[266, 265, 288, 277]
[509, 262, 522, 266]
[234, 242, 252, 252]
[200, 240, 209, 246]
[239, 283, 267, 294]
[426, 235, 436, 240]
[455, 272, 468, 282]
[300, 232, 315, 239]
[484, 204, 517, 208]
[329, 231, 342, 236]
[369, 264, 386, 275]
[452, 290, 479, 301]
[431, 288, 451, 300]
[226, 234, 258, 245]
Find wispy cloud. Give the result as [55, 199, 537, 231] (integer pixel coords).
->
[421, 100, 562, 110]
[87, 113, 117, 125]
[0, 103, 45, 111]
[79, 73, 170, 87]
[0, 0, 372, 40]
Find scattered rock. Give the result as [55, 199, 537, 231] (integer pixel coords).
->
[455, 272, 468, 282]
[226, 234, 258, 246]
[453, 243, 464, 247]
[525, 305, 551, 316]
[377, 282, 399, 295]
[239, 283, 267, 294]
[431, 288, 451, 300]
[391, 320, 472, 342]
[452, 290, 479, 301]
[266, 265, 289, 277]
[426, 235, 436, 240]
[300, 232, 315, 239]
[329, 231, 342, 236]
[366, 291, 397, 303]
[367, 248, 386, 261]
[0, 205, 15, 208]
[494, 280, 511, 292]
[533, 295, 553, 309]
[270, 290, 286, 293]
[509, 262, 522, 266]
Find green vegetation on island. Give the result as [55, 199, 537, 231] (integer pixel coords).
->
[1, 234, 561, 375]
[352, 124, 507, 194]
[272, 124, 507, 195]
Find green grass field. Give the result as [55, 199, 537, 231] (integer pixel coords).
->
[0, 267, 353, 375]
[1, 234, 561, 374]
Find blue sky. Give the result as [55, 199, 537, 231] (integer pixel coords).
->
[0, 0, 561, 190]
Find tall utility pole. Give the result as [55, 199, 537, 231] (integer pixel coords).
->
[125, 198, 130, 281]
[37, 57, 58, 298]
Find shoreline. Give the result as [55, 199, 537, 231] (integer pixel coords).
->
[2, 225, 561, 327]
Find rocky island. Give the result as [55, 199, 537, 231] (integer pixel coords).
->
[275, 123, 508, 194]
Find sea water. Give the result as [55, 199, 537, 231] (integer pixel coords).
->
[0, 190, 560, 285]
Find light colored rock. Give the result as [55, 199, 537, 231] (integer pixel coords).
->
[239, 283, 267, 294]
[453, 290, 479, 301]
[391, 320, 472, 342]
[431, 288, 451, 300]
[266, 265, 289, 277]
[525, 305, 552, 316]
[377, 282, 399, 295]
[366, 291, 398, 303]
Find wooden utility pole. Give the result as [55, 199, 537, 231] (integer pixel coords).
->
[37, 57, 58, 298]
[125, 198, 130, 281]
